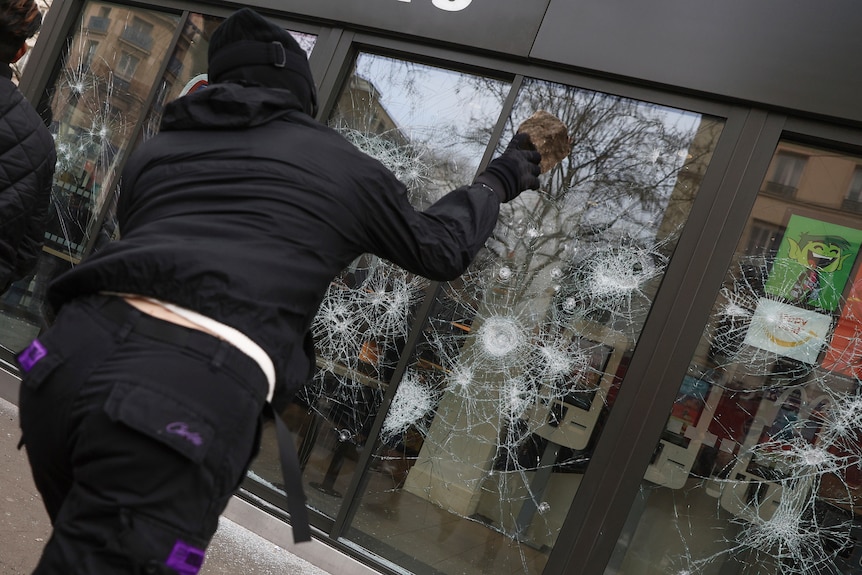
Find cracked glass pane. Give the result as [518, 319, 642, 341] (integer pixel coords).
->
[358, 82, 722, 575]
[0, 1, 179, 353]
[254, 56, 725, 575]
[608, 142, 862, 575]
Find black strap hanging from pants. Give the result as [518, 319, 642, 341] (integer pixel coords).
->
[266, 403, 312, 543]
[78, 296, 313, 544]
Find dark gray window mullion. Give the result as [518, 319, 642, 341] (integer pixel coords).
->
[304, 26, 346, 122]
[328, 74, 524, 539]
[479, 74, 525, 169]
[307, 30, 379, 539]
[328, 280, 443, 539]
[312, 30, 357, 122]
[543, 108, 786, 575]
[18, 0, 84, 103]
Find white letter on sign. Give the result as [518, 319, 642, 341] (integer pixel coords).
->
[432, 0, 472, 11]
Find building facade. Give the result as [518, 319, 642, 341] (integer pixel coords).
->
[2, 1, 862, 574]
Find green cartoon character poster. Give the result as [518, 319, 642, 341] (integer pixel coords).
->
[765, 214, 862, 311]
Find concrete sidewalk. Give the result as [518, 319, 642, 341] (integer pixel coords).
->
[0, 396, 330, 575]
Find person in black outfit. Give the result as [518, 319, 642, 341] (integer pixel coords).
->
[0, 0, 55, 295]
[16, 7, 541, 574]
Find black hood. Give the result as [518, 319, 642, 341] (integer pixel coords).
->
[160, 83, 305, 131]
[206, 8, 317, 116]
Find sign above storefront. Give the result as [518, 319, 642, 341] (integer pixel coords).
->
[252, 0, 862, 124]
[256, 0, 550, 56]
[532, 0, 862, 125]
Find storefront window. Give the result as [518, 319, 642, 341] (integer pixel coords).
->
[347, 81, 722, 575]
[249, 57, 725, 574]
[608, 141, 862, 575]
[0, 1, 179, 356]
[139, 16, 315, 141]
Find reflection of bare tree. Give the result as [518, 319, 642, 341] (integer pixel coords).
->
[458, 79, 720, 336]
[333, 55, 501, 188]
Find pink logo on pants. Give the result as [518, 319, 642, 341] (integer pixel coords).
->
[166, 422, 204, 447]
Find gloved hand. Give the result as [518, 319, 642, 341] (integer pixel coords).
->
[474, 133, 542, 203]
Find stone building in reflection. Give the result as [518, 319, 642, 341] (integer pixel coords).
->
[47, 3, 177, 262]
[746, 143, 862, 258]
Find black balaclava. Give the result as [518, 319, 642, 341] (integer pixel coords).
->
[207, 8, 317, 116]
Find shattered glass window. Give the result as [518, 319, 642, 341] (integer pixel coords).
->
[44, 2, 179, 260]
[608, 142, 862, 575]
[249, 56, 725, 575]
[356, 82, 723, 575]
[0, 1, 179, 355]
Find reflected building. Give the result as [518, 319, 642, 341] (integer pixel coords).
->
[333, 75, 405, 142]
[48, 4, 178, 262]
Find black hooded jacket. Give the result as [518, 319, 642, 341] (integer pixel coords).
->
[48, 83, 501, 404]
[0, 63, 55, 292]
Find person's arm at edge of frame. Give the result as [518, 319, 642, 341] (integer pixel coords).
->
[11, 128, 56, 285]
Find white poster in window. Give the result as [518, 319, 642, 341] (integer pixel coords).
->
[743, 298, 832, 364]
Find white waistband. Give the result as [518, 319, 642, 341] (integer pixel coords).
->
[152, 300, 276, 402]
[103, 293, 276, 402]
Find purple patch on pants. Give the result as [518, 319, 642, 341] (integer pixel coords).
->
[166, 540, 205, 575]
[17, 339, 46, 372]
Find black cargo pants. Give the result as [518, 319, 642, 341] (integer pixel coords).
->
[17, 295, 267, 574]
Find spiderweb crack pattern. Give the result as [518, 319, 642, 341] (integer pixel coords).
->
[381, 369, 440, 443]
[405, 210, 682, 547]
[337, 126, 432, 200]
[310, 80, 744, 572]
[48, 23, 137, 259]
[304, 255, 428, 443]
[301, 128, 433, 444]
[673, 252, 862, 574]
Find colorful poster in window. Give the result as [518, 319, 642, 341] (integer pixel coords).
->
[743, 298, 832, 364]
[764, 214, 862, 311]
[821, 265, 862, 378]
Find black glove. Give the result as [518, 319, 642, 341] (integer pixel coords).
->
[474, 133, 542, 203]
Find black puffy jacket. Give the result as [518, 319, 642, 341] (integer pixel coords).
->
[49, 83, 501, 405]
[0, 63, 55, 292]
